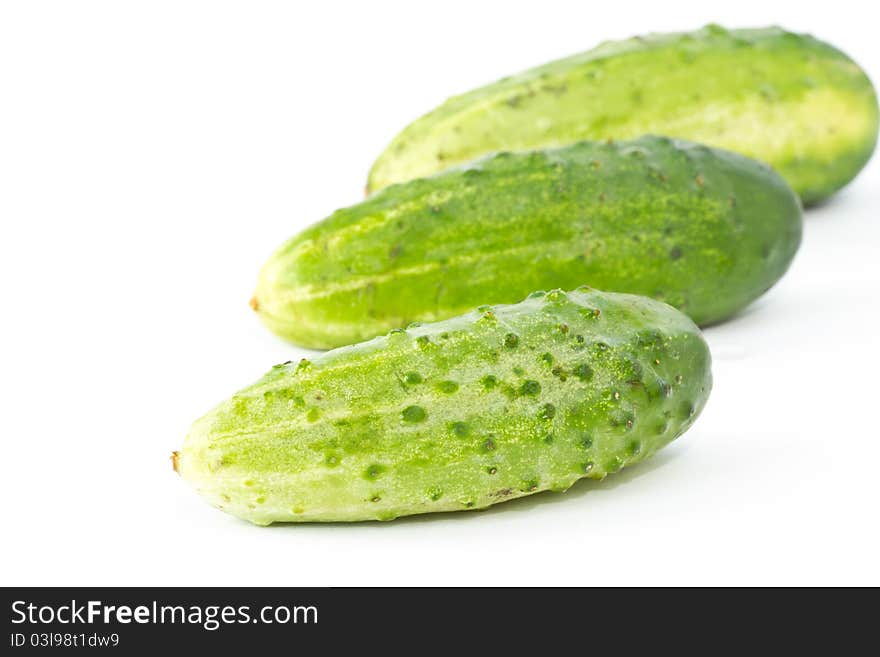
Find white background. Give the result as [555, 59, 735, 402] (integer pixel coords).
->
[1, 0, 877, 586]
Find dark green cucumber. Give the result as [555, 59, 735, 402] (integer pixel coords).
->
[175, 287, 712, 524]
[254, 136, 801, 349]
[368, 25, 878, 204]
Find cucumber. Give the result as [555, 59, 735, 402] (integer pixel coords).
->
[368, 25, 879, 204]
[174, 287, 712, 524]
[254, 136, 801, 349]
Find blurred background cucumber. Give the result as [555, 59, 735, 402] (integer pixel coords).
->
[255, 136, 801, 349]
[368, 25, 878, 205]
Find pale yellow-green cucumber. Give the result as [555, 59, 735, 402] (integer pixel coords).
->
[175, 287, 712, 524]
[368, 25, 878, 204]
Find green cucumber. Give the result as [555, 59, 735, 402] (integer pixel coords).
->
[254, 136, 801, 349]
[175, 287, 712, 524]
[368, 25, 879, 204]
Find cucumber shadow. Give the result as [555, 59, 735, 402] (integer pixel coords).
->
[266, 442, 690, 531]
[699, 300, 766, 331]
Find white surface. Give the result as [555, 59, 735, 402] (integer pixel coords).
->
[1, 0, 878, 586]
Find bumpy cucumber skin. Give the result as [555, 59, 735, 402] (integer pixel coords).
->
[176, 288, 711, 524]
[255, 136, 801, 349]
[368, 25, 879, 204]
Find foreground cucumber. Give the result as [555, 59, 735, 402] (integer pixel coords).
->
[368, 25, 879, 204]
[175, 288, 712, 524]
[254, 136, 801, 349]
